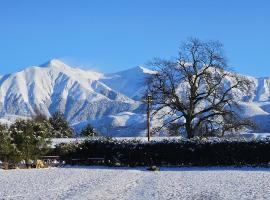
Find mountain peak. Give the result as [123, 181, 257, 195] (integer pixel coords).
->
[112, 66, 156, 76]
[48, 59, 66, 65]
[137, 66, 156, 74]
[41, 59, 71, 69]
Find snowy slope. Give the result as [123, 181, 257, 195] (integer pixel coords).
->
[73, 112, 148, 136]
[0, 60, 140, 127]
[101, 66, 156, 100]
[2, 59, 270, 135]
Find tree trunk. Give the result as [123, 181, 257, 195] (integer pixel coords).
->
[185, 118, 193, 139]
[3, 156, 9, 170]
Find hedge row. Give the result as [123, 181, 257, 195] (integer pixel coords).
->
[53, 137, 270, 166]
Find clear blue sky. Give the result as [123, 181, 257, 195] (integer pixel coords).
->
[0, 0, 269, 77]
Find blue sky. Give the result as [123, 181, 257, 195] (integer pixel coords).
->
[0, 0, 269, 77]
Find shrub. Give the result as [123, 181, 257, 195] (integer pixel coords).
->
[55, 137, 270, 166]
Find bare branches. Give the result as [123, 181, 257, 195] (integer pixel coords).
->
[147, 38, 255, 138]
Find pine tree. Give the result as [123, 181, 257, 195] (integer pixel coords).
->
[0, 124, 18, 169]
[49, 111, 73, 138]
[81, 124, 97, 137]
[9, 120, 52, 168]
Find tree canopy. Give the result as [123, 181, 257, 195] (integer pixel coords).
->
[147, 38, 255, 138]
[49, 111, 73, 138]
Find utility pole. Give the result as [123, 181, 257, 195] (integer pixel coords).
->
[145, 94, 152, 141]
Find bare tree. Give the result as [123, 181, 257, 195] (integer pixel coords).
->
[147, 38, 255, 138]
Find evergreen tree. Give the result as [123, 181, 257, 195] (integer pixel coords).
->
[81, 124, 97, 137]
[0, 124, 12, 156]
[0, 124, 19, 169]
[33, 112, 48, 123]
[9, 120, 52, 168]
[49, 111, 73, 138]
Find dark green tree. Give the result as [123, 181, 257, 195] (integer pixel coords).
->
[81, 124, 97, 137]
[0, 124, 19, 169]
[9, 120, 52, 168]
[49, 111, 73, 138]
[33, 111, 48, 123]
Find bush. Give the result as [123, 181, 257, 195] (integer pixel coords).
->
[54, 137, 270, 167]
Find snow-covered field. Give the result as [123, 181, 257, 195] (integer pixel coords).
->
[1, 167, 270, 200]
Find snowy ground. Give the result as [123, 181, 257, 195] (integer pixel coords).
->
[1, 167, 270, 200]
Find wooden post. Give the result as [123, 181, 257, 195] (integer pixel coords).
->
[147, 95, 152, 142]
[142, 94, 152, 141]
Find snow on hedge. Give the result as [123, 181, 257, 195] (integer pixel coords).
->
[52, 134, 270, 147]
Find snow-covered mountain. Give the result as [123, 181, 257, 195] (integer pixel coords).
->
[1, 59, 270, 135]
[0, 60, 152, 135]
[101, 66, 156, 101]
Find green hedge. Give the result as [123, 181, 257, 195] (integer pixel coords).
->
[53, 137, 270, 166]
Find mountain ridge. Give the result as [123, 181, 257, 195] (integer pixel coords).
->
[1, 59, 270, 135]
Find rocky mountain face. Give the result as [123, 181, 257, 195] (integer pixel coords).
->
[1, 59, 270, 136]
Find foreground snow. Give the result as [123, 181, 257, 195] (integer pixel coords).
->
[1, 167, 270, 199]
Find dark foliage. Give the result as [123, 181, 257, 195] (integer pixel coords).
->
[49, 111, 73, 138]
[54, 138, 270, 167]
[81, 124, 97, 137]
[9, 120, 52, 167]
